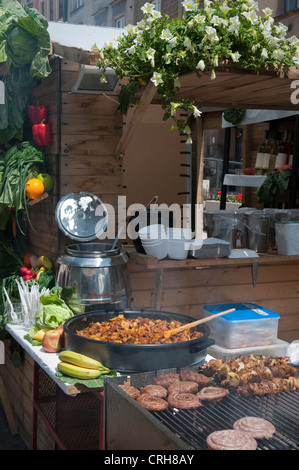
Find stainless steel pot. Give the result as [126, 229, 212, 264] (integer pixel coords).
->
[55, 192, 130, 313]
[56, 243, 129, 312]
[63, 309, 214, 372]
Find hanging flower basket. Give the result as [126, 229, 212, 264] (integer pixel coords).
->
[96, 0, 299, 143]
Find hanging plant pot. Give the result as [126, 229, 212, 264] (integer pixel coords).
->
[32, 121, 52, 147]
[28, 104, 48, 124]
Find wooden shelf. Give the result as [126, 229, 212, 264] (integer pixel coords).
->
[26, 192, 49, 206]
[127, 247, 299, 269]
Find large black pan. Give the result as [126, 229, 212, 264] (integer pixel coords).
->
[63, 308, 214, 372]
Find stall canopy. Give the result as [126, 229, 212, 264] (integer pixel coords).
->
[48, 21, 125, 65]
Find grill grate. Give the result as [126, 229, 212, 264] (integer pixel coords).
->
[151, 390, 299, 450]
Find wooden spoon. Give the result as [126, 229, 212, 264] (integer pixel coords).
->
[164, 308, 236, 339]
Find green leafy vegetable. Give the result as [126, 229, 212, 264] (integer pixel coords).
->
[55, 369, 117, 388]
[0, 0, 51, 145]
[36, 270, 56, 290]
[32, 290, 73, 330]
[0, 141, 45, 232]
[223, 108, 246, 126]
[256, 168, 291, 205]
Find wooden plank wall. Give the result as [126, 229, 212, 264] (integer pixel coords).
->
[26, 57, 124, 258]
[127, 260, 299, 343]
[26, 57, 61, 260]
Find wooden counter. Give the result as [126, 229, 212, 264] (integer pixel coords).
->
[126, 248, 299, 343]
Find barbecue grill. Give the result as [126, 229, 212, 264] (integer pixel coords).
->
[104, 368, 299, 450]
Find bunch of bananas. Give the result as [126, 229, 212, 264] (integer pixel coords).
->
[58, 351, 110, 379]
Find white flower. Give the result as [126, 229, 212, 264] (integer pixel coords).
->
[289, 36, 299, 47]
[184, 37, 194, 51]
[272, 49, 285, 61]
[182, 0, 198, 12]
[170, 102, 181, 117]
[228, 16, 240, 34]
[210, 69, 216, 80]
[186, 135, 193, 145]
[275, 23, 288, 38]
[212, 55, 218, 67]
[192, 14, 206, 24]
[183, 124, 192, 136]
[168, 36, 178, 48]
[261, 48, 268, 59]
[192, 105, 202, 118]
[150, 72, 163, 86]
[151, 9, 161, 19]
[211, 15, 228, 27]
[163, 53, 172, 64]
[242, 10, 258, 25]
[220, 3, 231, 16]
[205, 7, 215, 20]
[211, 15, 221, 26]
[243, 0, 259, 11]
[196, 60, 205, 71]
[124, 24, 139, 35]
[160, 28, 173, 41]
[205, 26, 219, 42]
[127, 45, 136, 55]
[141, 3, 155, 15]
[104, 39, 116, 48]
[262, 7, 273, 18]
[230, 51, 241, 62]
[174, 77, 181, 89]
[146, 47, 156, 67]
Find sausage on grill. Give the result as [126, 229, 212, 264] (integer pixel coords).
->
[180, 369, 213, 387]
[140, 384, 168, 398]
[168, 380, 199, 394]
[233, 416, 276, 439]
[153, 373, 180, 388]
[196, 386, 229, 402]
[206, 429, 258, 450]
[118, 384, 140, 399]
[167, 391, 203, 409]
[136, 394, 169, 411]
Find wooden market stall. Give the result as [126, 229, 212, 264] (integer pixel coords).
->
[1, 22, 299, 449]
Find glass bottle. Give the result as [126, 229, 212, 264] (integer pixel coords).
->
[255, 133, 266, 175]
[268, 131, 278, 172]
[261, 132, 272, 175]
[275, 131, 288, 169]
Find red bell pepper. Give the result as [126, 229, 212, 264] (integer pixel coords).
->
[28, 104, 48, 124]
[32, 122, 52, 147]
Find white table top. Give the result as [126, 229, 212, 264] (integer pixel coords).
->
[223, 174, 266, 187]
[5, 323, 74, 395]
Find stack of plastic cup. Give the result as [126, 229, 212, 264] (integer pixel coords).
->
[138, 224, 168, 260]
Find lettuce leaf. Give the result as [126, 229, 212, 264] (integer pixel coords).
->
[35, 305, 73, 331]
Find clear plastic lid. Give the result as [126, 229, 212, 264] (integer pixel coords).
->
[55, 191, 108, 241]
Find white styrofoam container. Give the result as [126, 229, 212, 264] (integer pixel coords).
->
[207, 338, 288, 359]
[203, 302, 280, 349]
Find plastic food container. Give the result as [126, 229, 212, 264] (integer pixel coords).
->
[207, 338, 288, 359]
[275, 221, 299, 255]
[189, 238, 231, 258]
[203, 302, 280, 349]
